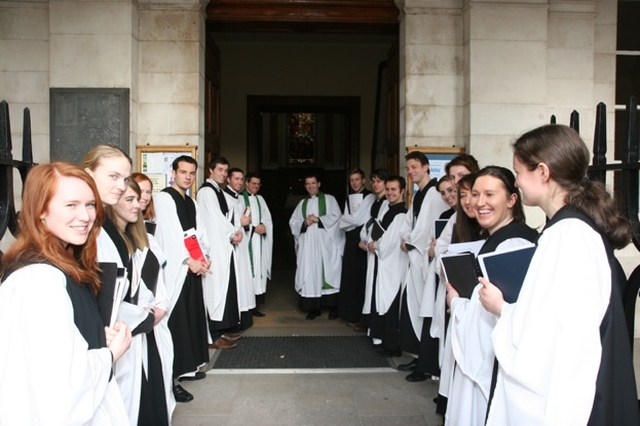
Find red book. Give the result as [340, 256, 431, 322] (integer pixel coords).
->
[183, 228, 206, 263]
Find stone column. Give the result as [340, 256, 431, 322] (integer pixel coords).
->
[394, 0, 465, 170]
[463, 0, 548, 168]
[546, 0, 599, 142]
[137, 0, 206, 170]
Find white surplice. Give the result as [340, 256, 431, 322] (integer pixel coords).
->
[97, 228, 156, 425]
[224, 188, 256, 312]
[340, 192, 375, 232]
[0, 265, 128, 425]
[142, 235, 176, 423]
[361, 198, 389, 314]
[401, 185, 449, 340]
[369, 210, 409, 315]
[153, 190, 209, 313]
[487, 219, 610, 426]
[195, 180, 240, 322]
[289, 193, 345, 297]
[241, 192, 274, 296]
[445, 237, 533, 426]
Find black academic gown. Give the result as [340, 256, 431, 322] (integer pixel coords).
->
[137, 250, 169, 426]
[162, 187, 209, 379]
[338, 189, 373, 322]
[399, 179, 436, 355]
[368, 202, 407, 352]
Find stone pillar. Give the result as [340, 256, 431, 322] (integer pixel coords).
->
[464, 0, 548, 169]
[546, 0, 599, 142]
[137, 0, 206, 170]
[394, 0, 465, 170]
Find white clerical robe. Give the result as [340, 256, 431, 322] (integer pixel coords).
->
[197, 180, 241, 321]
[425, 213, 456, 368]
[488, 219, 611, 425]
[241, 191, 274, 296]
[368, 210, 409, 315]
[97, 227, 156, 425]
[361, 198, 389, 314]
[145, 235, 176, 423]
[225, 189, 256, 312]
[445, 238, 534, 426]
[145, 191, 209, 314]
[340, 192, 376, 232]
[401, 186, 449, 338]
[0, 265, 128, 425]
[289, 193, 345, 297]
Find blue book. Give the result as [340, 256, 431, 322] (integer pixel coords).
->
[477, 244, 536, 304]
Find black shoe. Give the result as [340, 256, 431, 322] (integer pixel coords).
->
[397, 358, 418, 372]
[178, 371, 206, 382]
[328, 310, 338, 320]
[251, 309, 266, 317]
[405, 371, 428, 382]
[173, 384, 194, 403]
[376, 348, 402, 358]
[306, 310, 321, 320]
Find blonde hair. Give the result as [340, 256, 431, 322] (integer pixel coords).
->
[81, 145, 131, 172]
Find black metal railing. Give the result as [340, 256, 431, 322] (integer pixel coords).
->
[0, 100, 36, 261]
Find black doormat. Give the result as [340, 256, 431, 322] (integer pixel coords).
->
[211, 336, 392, 369]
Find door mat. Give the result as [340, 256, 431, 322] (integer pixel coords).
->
[211, 336, 392, 369]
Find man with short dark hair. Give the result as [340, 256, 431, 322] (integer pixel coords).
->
[197, 156, 243, 350]
[398, 152, 448, 369]
[366, 175, 408, 356]
[224, 167, 255, 330]
[241, 172, 273, 317]
[289, 174, 344, 320]
[154, 155, 211, 403]
[338, 168, 375, 325]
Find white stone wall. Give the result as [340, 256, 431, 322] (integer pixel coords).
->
[0, 0, 205, 253]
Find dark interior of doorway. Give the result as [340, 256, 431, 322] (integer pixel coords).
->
[247, 95, 360, 272]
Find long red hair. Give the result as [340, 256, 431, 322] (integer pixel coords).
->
[1, 163, 104, 294]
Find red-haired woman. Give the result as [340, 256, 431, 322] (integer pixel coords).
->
[0, 162, 131, 424]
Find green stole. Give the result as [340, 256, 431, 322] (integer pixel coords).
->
[242, 190, 262, 278]
[301, 192, 326, 217]
[301, 192, 332, 289]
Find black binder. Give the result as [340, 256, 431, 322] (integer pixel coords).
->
[97, 262, 125, 327]
[440, 252, 482, 299]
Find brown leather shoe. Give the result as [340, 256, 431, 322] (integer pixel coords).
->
[208, 338, 237, 350]
[221, 333, 242, 342]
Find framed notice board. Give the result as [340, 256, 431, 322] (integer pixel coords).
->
[137, 145, 197, 196]
[405, 146, 465, 207]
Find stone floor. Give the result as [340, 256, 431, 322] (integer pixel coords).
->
[172, 270, 640, 426]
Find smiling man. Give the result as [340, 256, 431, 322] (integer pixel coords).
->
[338, 168, 375, 325]
[289, 174, 344, 320]
[154, 155, 211, 403]
[197, 157, 244, 350]
[241, 172, 273, 318]
[398, 151, 448, 369]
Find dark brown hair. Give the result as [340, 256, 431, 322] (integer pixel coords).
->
[513, 124, 630, 248]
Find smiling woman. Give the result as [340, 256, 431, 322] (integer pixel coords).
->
[0, 162, 132, 424]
